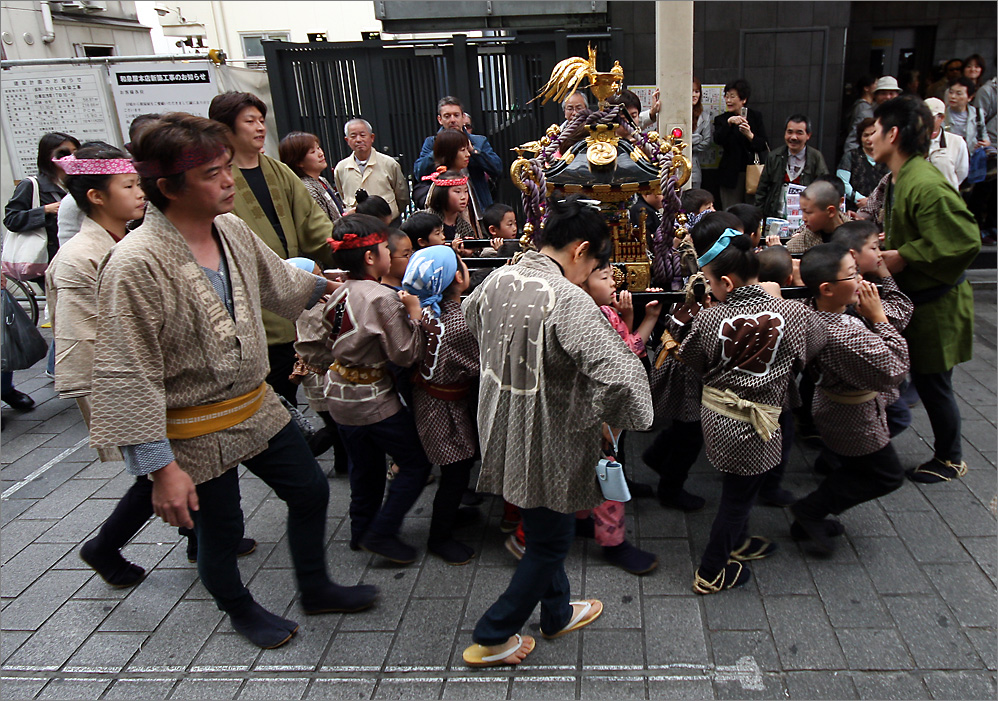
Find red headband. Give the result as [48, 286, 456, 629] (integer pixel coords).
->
[421, 166, 468, 186]
[327, 231, 388, 252]
[134, 143, 227, 179]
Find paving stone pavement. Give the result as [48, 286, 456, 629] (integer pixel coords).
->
[1, 290, 995, 700]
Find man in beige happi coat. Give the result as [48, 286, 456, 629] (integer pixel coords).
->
[88, 113, 377, 649]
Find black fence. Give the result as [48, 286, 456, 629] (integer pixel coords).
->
[263, 30, 623, 212]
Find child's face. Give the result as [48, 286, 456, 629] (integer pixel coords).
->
[424, 225, 446, 247]
[452, 257, 471, 295]
[490, 211, 518, 240]
[703, 264, 729, 302]
[800, 196, 834, 233]
[852, 234, 882, 274]
[643, 192, 664, 210]
[388, 237, 413, 280]
[582, 265, 617, 307]
[371, 241, 392, 278]
[825, 255, 860, 308]
[698, 202, 715, 214]
[447, 184, 469, 214]
[98, 173, 147, 224]
[749, 222, 763, 247]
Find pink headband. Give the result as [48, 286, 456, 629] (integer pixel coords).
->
[53, 154, 136, 176]
[133, 143, 228, 179]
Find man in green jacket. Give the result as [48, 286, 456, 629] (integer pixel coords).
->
[873, 95, 981, 483]
[209, 92, 334, 405]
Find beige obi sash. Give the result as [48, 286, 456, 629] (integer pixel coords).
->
[701, 386, 782, 442]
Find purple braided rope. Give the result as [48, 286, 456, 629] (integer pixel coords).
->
[540, 109, 590, 164]
[518, 158, 547, 246]
[651, 150, 684, 290]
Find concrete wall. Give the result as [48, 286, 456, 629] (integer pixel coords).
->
[148, 1, 381, 62]
[0, 1, 152, 60]
[844, 1, 997, 89]
[613, 1, 850, 165]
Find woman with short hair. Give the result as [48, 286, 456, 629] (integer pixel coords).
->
[279, 131, 345, 222]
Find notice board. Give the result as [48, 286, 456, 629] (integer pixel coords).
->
[0, 67, 117, 180]
[108, 62, 219, 143]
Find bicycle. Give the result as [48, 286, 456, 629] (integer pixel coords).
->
[2, 275, 40, 326]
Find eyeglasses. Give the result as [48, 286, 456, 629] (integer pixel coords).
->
[833, 271, 861, 282]
[564, 104, 587, 113]
[391, 252, 412, 260]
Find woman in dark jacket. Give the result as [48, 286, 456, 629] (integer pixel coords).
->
[2, 131, 79, 410]
[4, 132, 80, 266]
[712, 79, 768, 208]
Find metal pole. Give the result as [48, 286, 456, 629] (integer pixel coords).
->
[1, 54, 211, 68]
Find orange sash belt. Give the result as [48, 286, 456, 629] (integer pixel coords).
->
[165, 382, 267, 439]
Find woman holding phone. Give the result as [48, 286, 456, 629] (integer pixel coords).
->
[712, 79, 768, 208]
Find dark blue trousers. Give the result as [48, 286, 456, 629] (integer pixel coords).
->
[336, 408, 432, 544]
[473, 506, 576, 646]
[192, 422, 331, 614]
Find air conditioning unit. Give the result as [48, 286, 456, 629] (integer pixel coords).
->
[81, 1, 108, 12]
[57, 1, 85, 9]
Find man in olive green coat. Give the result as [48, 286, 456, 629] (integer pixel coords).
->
[873, 95, 981, 484]
[209, 92, 335, 406]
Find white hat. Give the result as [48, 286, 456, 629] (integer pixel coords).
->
[924, 97, 946, 116]
[875, 76, 901, 93]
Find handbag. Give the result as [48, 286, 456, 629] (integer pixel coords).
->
[278, 394, 318, 442]
[967, 147, 988, 185]
[744, 152, 764, 195]
[595, 427, 631, 503]
[1, 177, 50, 281]
[1, 287, 48, 372]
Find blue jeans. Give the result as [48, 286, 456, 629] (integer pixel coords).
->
[192, 422, 332, 614]
[46, 342, 55, 375]
[336, 409, 432, 543]
[473, 506, 575, 646]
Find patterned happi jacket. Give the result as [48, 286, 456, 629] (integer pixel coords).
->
[411, 299, 480, 465]
[677, 285, 826, 475]
[46, 217, 117, 399]
[811, 310, 910, 458]
[88, 205, 322, 485]
[45, 216, 122, 462]
[322, 278, 425, 426]
[294, 304, 334, 413]
[462, 251, 653, 513]
[649, 300, 704, 425]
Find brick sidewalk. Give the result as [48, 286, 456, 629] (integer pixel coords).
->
[1, 291, 995, 700]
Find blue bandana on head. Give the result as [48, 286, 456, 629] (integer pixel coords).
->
[286, 257, 317, 272]
[696, 228, 743, 268]
[401, 245, 458, 317]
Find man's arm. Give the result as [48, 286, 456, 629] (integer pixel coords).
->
[753, 152, 779, 213]
[390, 159, 411, 212]
[413, 136, 436, 178]
[469, 135, 502, 178]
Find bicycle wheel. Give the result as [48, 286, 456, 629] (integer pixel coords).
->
[3, 276, 40, 326]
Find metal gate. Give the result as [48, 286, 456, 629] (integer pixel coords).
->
[263, 31, 622, 210]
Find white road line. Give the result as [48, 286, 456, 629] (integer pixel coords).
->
[1, 437, 88, 500]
